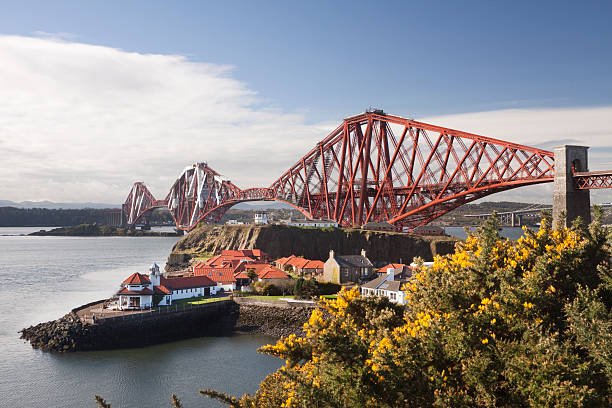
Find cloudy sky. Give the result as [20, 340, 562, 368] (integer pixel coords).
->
[1, 1, 611, 205]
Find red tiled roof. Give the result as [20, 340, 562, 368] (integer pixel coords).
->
[258, 265, 290, 280]
[160, 276, 216, 290]
[204, 254, 254, 268]
[376, 263, 408, 273]
[302, 260, 324, 269]
[118, 287, 154, 295]
[191, 267, 236, 284]
[221, 249, 268, 260]
[154, 285, 171, 295]
[122, 272, 151, 285]
[234, 271, 250, 279]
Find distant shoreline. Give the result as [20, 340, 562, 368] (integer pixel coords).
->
[28, 224, 181, 237]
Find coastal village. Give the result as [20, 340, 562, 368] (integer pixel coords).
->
[112, 246, 434, 312]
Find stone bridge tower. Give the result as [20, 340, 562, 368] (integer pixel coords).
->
[553, 145, 591, 226]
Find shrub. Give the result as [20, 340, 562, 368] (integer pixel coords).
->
[316, 281, 341, 296]
[294, 278, 319, 299]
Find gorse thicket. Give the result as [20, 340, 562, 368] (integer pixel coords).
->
[200, 211, 612, 408]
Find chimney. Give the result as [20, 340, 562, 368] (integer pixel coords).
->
[386, 267, 395, 281]
[329, 249, 335, 260]
[361, 249, 366, 258]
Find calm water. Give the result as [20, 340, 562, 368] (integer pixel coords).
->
[0, 228, 282, 408]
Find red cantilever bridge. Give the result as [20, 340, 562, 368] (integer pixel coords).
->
[122, 110, 611, 231]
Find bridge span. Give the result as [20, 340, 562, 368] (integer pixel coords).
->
[122, 110, 611, 231]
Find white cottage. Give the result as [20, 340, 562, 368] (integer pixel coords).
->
[117, 263, 218, 310]
[118, 272, 154, 310]
[360, 268, 407, 305]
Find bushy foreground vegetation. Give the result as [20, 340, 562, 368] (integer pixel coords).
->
[100, 212, 612, 407]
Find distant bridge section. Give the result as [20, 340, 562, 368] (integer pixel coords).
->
[121, 110, 611, 231]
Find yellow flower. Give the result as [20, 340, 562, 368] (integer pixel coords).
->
[482, 338, 489, 344]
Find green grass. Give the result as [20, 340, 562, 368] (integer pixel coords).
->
[321, 295, 338, 299]
[242, 295, 295, 300]
[169, 295, 230, 306]
[188, 296, 230, 305]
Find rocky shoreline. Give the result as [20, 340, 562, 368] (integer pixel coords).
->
[29, 223, 180, 237]
[20, 301, 314, 352]
[234, 304, 314, 338]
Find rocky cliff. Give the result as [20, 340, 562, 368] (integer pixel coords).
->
[167, 224, 458, 271]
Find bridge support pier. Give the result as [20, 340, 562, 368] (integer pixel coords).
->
[553, 146, 591, 227]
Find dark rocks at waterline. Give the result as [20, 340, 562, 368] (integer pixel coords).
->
[20, 302, 239, 352]
[20, 312, 94, 352]
[235, 304, 314, 338]
[20, 301, 313, 352]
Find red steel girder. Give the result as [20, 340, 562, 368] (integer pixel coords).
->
[574, 171, 612, 189]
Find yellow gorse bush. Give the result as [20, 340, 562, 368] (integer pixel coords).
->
[202, 211, 612, 408]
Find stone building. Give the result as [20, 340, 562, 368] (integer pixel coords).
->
[322, 249, 374, 284]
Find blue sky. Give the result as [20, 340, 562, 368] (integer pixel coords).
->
[0, 1, 611, 204]
[3, 0, 611, 121]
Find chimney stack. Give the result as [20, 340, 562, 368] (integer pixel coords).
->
[361, 249, 366, 258]
[329, 249, 335, 259]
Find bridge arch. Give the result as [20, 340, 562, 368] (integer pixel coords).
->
[124, 111, 565, 231]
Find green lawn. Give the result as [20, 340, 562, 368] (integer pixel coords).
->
[321, 295, 338, 300]
[168, 296, 230, 306]
[241, 295, 294, 300]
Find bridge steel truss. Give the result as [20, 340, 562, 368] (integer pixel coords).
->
[123, 111, 562, 231]
[269, 112, 555, 229]
[574, 170, 612, 190]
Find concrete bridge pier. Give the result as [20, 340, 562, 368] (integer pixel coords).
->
[553, 145, 591, 227]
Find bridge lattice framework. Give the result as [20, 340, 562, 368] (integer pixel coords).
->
[122, 111, 611, 231]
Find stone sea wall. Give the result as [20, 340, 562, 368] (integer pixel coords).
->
[20, 300, 314, 352]
[21, 301, 239, 352]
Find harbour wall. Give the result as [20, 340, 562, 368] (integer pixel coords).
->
[20, 299, 313, 352]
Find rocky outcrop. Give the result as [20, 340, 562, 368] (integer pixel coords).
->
[20, 301, 239, 352]
[20, 312, 96, 352]
[29, 223, 179, 237]
[235, 304, 314, 338]
[167, 224, 458, 271]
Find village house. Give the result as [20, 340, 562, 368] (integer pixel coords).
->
[322, 249, 374, 284]
[234, 263, 291, 290]
[293, 259, 324, 277]
[275, 255, 325, 277]
[375, 263, 413, 279]
[192, 265, 236, 292]
[117, 264, 217, 310]
[360, 267, 407, 305]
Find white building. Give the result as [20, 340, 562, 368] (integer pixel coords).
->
[360, 268, 407, 305]
[254, 212, 268, 225]
[288, 219, 338, 228]
[118, 272, 154, 310]
[117, 263, 217, 310]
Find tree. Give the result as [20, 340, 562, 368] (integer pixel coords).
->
[202, 212, 612, 407]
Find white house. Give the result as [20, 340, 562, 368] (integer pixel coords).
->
[288, 219, 338, 228]
[117, 263, 217, 310]
[254, 212, 268, 225]
[118, 272, 154, 310]
[360, 268, 407, 305]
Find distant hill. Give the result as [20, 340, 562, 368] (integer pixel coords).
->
[0, 200, 120, 209]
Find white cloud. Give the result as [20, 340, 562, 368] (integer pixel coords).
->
[0, 35, 610, 206]
[0, 35, 326, 203]
[420, 108, 612, 204]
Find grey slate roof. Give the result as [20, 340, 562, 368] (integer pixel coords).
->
[335, 255, 373, 269]
[362, 274, 406, 291]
